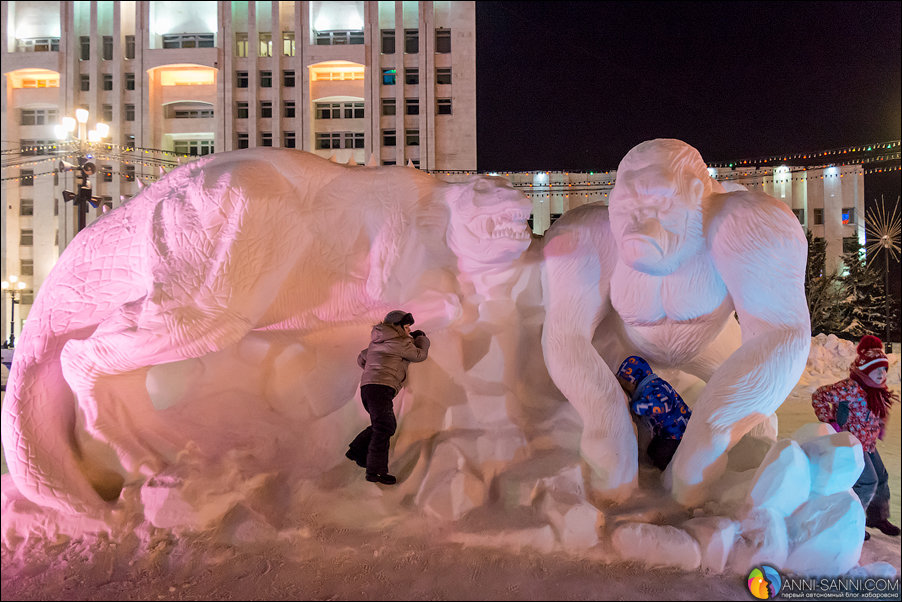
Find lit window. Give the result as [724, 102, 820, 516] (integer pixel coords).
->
[283, 32, 295, 56]
[259, 32, 272, 57]
[382, 68, 397, 85]
[173, 139, 214, 156]
[841, 207, 855, 225]
[235, 32, 248, 57]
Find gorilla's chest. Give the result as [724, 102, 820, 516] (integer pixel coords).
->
[610, 256, 729, 325]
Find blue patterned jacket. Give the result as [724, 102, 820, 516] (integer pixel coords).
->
[617, 356, 691, 440]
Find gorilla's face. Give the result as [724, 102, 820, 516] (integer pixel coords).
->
[609, 166, 705, 276]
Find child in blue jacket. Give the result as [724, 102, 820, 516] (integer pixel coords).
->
[616, 355, 691, 470]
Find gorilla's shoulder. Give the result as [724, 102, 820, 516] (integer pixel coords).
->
[706, 190, 806, 251]
[545, 201, 610, 233]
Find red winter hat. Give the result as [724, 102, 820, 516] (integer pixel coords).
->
[853, 335, 889, 373]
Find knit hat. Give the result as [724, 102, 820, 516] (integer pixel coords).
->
[853, 335, 889, 373]
[383, 310, 415, 327]
[616, 356, 653, 385]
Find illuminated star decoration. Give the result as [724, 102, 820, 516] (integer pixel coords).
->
[865, 195, 902, 267]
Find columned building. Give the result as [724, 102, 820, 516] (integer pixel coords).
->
[1, 0, 476, 345]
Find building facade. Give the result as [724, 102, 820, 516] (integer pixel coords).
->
[1, 0, 477, 344]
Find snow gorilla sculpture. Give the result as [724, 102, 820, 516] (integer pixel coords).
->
[1, 148, 532, 515]
[541, 139, 810, 505]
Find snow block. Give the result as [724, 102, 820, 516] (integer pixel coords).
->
[415, 442, 488, 520]
[682, 516, 739, 574]
[611, 523, 701, 571]
[800, 432, 864, 496]
[537, 492, 602, 550]
[784, 490, 864, 576]
[791, 422, 836, 444]
[747, 439, 811, 516]
[729, 507, 789, 572]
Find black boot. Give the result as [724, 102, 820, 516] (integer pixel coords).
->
[867, 519, 901, 537]
[866, 502, 901, 536]
[365, 472, 397, 485]
[345, 449, 366, 468]
[864, 530, 871, 541]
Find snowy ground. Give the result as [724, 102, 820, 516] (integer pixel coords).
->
[1, 334, 900, 601]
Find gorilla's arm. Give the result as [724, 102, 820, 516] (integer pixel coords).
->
[669, 192, 811, 504]
[541, 204, 638, 497]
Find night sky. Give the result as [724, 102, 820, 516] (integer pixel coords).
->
[475, 1, 901, 173]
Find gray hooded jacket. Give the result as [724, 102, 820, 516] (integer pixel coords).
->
[358, 322, 430, 392]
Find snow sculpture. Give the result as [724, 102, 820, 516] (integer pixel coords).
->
[540, 139, 811, 504]
[1, 148, 533, 515]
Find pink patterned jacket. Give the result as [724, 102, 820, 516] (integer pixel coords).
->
[812, 377, 883, 453]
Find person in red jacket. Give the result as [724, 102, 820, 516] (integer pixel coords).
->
[812, 335, 900, 540]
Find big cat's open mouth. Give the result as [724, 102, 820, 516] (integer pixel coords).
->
[479, 210, 532, 240]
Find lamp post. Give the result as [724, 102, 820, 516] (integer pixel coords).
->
[1, 275, 27, 349]
[55, 109, 110, 233]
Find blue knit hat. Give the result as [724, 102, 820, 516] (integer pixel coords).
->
[616, 356, 653, 385]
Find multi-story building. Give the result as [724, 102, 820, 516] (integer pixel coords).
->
[1, 0, 477, 344]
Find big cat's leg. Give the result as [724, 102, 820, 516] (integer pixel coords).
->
[60, 299, 254, 492]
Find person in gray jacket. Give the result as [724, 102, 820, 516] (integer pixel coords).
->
[346, 310, 430, 484]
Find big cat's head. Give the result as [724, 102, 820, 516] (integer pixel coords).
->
[609, 139, 710, 275]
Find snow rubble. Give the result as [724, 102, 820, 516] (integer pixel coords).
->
[2, 146, 899, 586]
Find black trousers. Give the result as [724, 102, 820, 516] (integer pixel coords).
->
[646, 436, 680, 471]
[348, 384, 397, 475]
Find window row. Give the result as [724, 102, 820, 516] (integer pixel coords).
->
[79, 72, 136, 92]
[382, 67, 452, 85]
[236, 132, 296, 149]
[232, 130, 420, 149]
[380, 28, 451, 54]
[20, 108, 59, 125]
[233, 99, 451, 120]
[173, 140, 215, 156]
[381, 98, 453, 116]
[237, 70, 296, 88]
[19, 28, 449, 57]
[79, 35, 136, 60]
[236, 32, 295, 57]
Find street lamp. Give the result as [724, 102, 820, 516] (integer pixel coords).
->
[55, 110, 110, 232]
[1, 275, 27, 348]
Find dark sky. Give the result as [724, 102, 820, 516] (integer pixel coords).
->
[475, 1, 902, 172]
